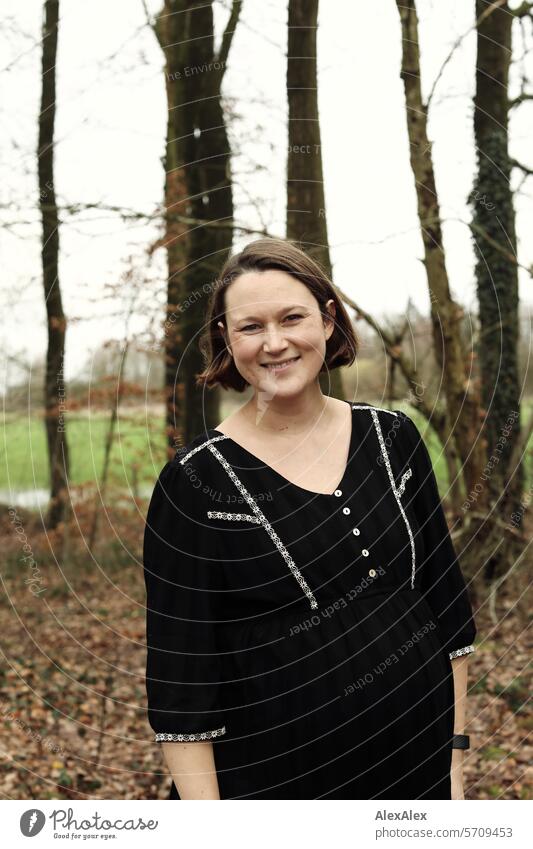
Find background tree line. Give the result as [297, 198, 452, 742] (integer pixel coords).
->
[33, 0, 533, 596]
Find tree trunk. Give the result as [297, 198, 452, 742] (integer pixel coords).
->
[470, 0, 523, 580]
[394, 0, 485, 500]
[38, 0, 69, 529]
[154, 1, 238, 454]
[155, 2, 189, 456]
[286, 0, 344, 400]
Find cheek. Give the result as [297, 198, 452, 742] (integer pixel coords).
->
[233, 336, 262, 360]
[288, 323, 327, 355]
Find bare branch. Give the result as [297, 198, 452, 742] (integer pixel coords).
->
[140, 0, 160, 38]
[427, 0, 517, 111]
[511, 1, 533, 18]
[335, 285, 439, 424]
[469, 219, 531, 275]
[511, 156, 533, 176]
[509, 91, 533, 108]
[216, 0, 242, 73]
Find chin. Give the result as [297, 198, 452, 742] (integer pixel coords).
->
[254, 374, 315, 397]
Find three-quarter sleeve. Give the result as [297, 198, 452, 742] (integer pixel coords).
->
[396, 411, 477, 661]
[143, 458, 226, 742]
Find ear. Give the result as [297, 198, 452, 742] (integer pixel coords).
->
[217, 321, 232, 357]
[323, 299, 336, 341]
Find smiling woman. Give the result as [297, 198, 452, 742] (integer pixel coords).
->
[143, 237, 477, 800]
[196, 237, 358, 393]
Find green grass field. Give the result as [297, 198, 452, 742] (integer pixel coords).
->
[1, 404, 531, 500]
[0, 412, 169, 493]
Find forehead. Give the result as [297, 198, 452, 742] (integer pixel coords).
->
[225, 269, 316, 320]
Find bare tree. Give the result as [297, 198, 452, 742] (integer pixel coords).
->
[149, 0, 241, 452]
[469, 0, 525, 580]
[394, 0, 486, 504]
[38, 0, 70, 528]
[286, 0, 344, 401]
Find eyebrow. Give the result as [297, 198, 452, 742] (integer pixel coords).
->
[236, 305, 307, 323]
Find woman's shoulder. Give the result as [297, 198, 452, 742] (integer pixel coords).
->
[349, 400, 407, 420]
[350, 401, 420, 425]
[148, 430, 225, 518]
[349, 400, 407, 427]
[349, 401, 424, 457]
[165, 428, 229, 487]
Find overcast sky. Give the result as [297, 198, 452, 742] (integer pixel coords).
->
[2, 0, 532, 385]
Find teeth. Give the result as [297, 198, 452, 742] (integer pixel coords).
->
[264, 357, 298, 370]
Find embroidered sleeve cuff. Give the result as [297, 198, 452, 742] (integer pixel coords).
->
[449, 645, 475, 660]
[155, 726, 226, 743]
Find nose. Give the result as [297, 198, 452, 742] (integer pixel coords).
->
[262, 323, 289, 353]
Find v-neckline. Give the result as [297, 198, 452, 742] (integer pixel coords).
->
[208, 399, 356, 498]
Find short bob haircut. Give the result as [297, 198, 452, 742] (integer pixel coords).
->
[196, 237, 358, 393]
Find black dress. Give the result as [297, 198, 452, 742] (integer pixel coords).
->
[143, 401, 477, 800]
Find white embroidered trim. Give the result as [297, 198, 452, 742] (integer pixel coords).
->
[205, 442, 319, 610]
[207, 510, 260, 523]
[370, 409, 417, 589]
[155, 726, 226, 742]
[397, 467, 412, 497]
[351, 404, 398, 416]
[449, 645, 475, 660]
[177, 435, 228, 465]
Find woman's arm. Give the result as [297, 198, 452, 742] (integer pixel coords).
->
[161, 741, 221, 800]
[392, 411, 477, 800]
[143, 459, 227, 800]
[450, 653, 471, 800]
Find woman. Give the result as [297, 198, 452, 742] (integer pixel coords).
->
[143, 237, 477, 800]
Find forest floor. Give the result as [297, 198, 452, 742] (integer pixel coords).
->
[0, 501, 530, 801]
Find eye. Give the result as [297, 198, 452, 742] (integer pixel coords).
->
[239, 314, 303, 333]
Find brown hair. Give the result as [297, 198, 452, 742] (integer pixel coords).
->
[196, 237, 358, 392]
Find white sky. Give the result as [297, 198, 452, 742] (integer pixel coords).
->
[1, 0, 532, 385]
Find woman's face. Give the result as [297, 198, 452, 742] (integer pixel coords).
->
[219, 269, 335, 398]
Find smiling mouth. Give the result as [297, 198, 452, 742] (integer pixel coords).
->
[260, 356, 300, 371]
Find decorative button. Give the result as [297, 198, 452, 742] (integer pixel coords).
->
[334, 489, 342, 497]
[352, 528, 360, 535]
[343, 507, 350, 515]
[362, 549, 369, 556]
[368, 568, 377, 577]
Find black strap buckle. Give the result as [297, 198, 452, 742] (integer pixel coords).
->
[452, 733, 470, 749]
